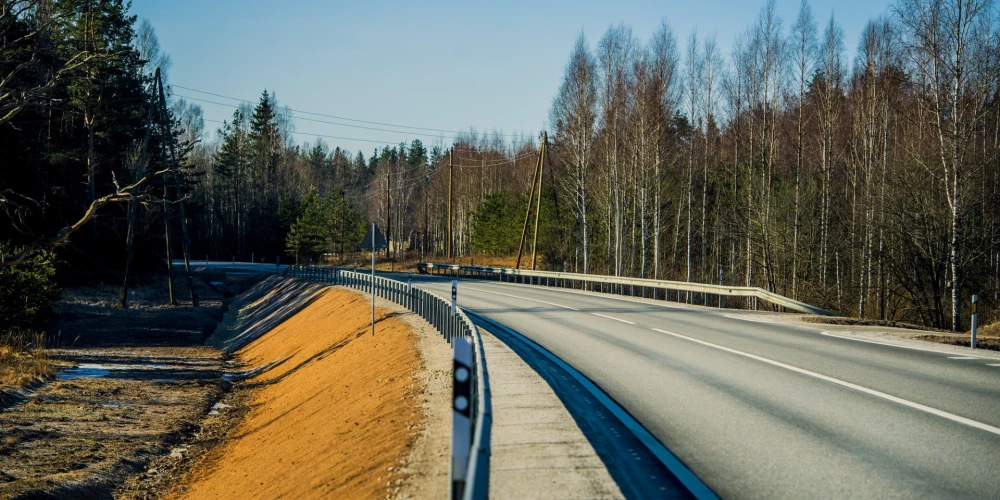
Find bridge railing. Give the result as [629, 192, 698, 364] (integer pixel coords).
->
[284, 265, 490, 500]
[416, 262, 835, 316]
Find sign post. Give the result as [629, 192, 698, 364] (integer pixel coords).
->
[359, 222, 388, 336]
[971, 295, 979, 349]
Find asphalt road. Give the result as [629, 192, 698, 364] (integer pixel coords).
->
[392, 272, 1000, 499]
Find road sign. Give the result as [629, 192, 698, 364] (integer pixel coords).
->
[359, 223, 388, 250]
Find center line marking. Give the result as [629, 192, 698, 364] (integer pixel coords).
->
[948, 356, 981, 360]
[652, 327, 1000, 437]
[591, 313, 636, 325]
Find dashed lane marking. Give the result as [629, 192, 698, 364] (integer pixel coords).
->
[591, 313, 637, 325]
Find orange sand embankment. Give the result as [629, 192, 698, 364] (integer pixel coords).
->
[172, 288, 423, 500]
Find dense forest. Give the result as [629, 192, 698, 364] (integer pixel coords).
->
[2, 0, 999, 331]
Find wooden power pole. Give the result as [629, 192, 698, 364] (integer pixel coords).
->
[447, 148, 453, 262]
[516, 143, 543, 269]
[161, 132, 176, 305]
[386, 166, 391, 260]
[157, 71, 198, 307]
[531, 131, 547, 270]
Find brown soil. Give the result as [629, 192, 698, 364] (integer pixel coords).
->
[799, 315, 953, 333]
[169, 288, 427, 500]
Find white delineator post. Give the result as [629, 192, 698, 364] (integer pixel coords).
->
[971, 295, 979, 349]
[452, 280, 458, 315]
[451, 336, 472, 499]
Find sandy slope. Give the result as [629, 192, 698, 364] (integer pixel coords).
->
[172, 288, 426, 500]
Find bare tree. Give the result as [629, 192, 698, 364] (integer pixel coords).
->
[897, 0, 999, 330]
[790, 0, 816, 299]
[551, 32, 597, 274]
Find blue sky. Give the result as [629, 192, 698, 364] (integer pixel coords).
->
[130, 0, 894, 157]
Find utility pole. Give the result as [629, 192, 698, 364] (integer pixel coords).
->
[448, 148, 454, 262]
[531, 132, 547, 270]
[423, 173, 429, 259]
[119, 69, 158, 308]
[157, 71, 198, 307]
[386, 166, 391, 261]
[516, 145, 542, 269]
[161, 129, 176, 306]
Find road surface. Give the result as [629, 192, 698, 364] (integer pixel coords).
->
[395, 272, 1000, 499]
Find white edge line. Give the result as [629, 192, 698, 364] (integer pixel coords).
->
[653, 328, 1000, 437]
[591, 313, 637, 325]
[820, 331, 978, 357]
[466, 311, 719, 500]
[948, 356, 981, 360]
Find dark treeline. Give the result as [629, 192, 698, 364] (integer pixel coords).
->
[2, 0, 999, 332]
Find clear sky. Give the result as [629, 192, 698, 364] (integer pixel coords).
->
[130, 0, 894, 157]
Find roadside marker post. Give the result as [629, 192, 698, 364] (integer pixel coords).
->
[450, 336, 473, 500]
[971, 295, 979, 349]
[719, 270, 724, 308]
[452, 280, 458, 315]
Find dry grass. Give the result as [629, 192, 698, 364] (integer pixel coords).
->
[0, 329, 54, 388]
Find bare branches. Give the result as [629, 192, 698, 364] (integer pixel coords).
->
[0, 170, 164, 269]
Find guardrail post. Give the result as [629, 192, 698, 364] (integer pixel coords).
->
[450, 337, 473, 500]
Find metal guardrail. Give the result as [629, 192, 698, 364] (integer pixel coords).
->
[417, 262, 835, 316]
[284, 266, 490, 500]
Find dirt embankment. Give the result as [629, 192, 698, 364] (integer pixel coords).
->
[166, 286, 449, 500]
[0, 276, 236, 499]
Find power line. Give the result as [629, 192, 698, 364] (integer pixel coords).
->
[170, 83, 526, 138]
[204, 118, 409, 145]
[182, 95, 460, 140]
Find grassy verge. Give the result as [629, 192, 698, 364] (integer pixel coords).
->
[0, 329, 54, 388]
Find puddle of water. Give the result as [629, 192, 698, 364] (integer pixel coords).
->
[57, 362, 167, 380]
[59, 364, 110, 380]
